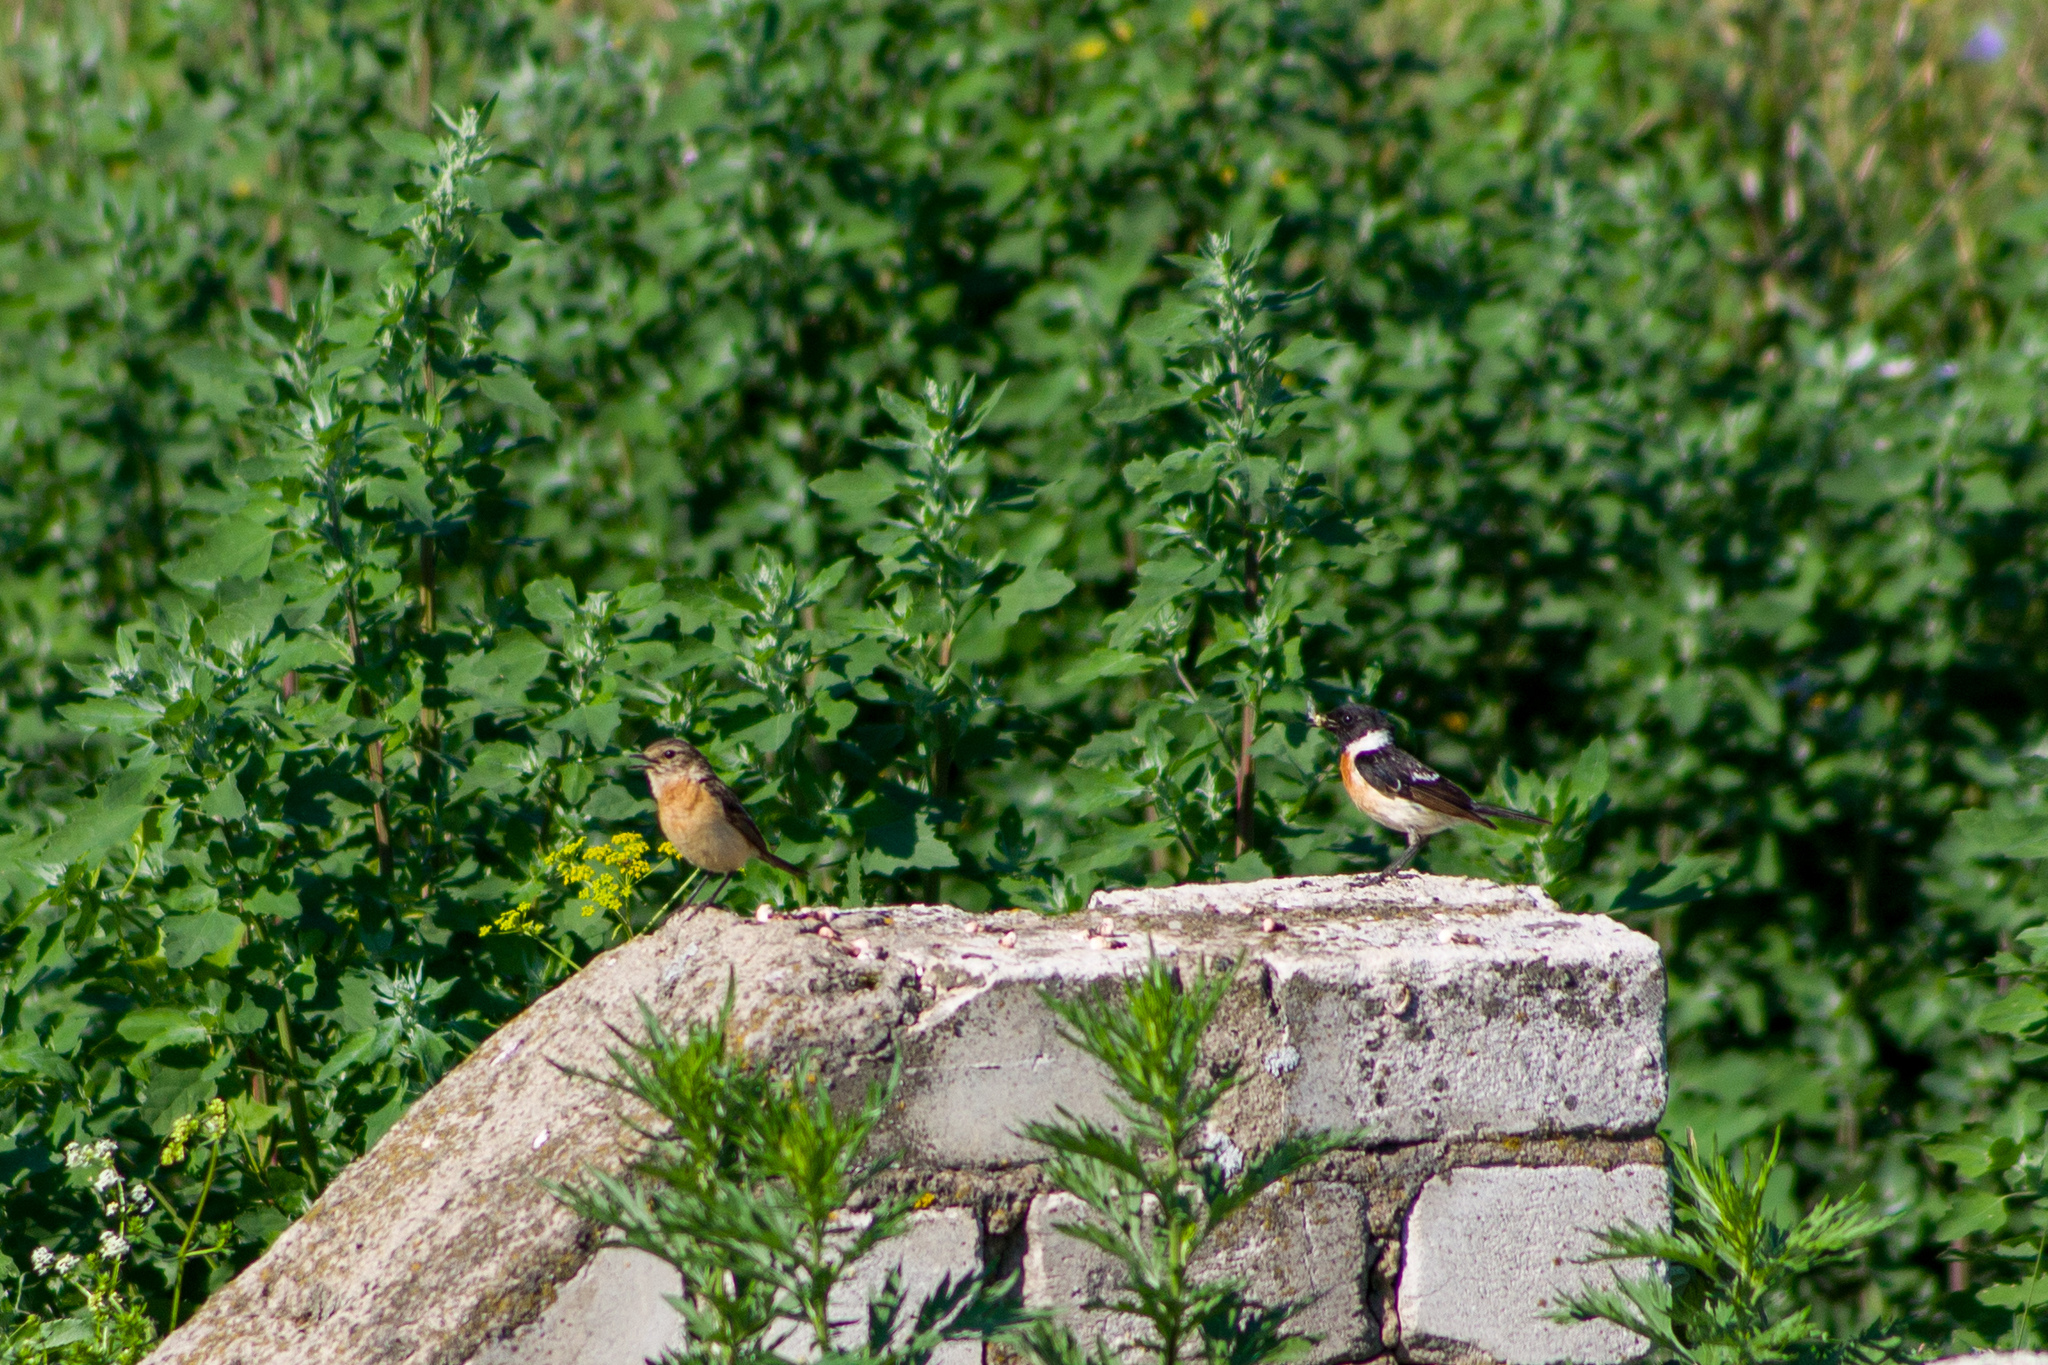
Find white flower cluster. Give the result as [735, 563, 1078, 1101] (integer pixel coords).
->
[30, 1246, 81, 1277]
[62, 1138, 117, 1171]
[98, 1231, 130, 1260]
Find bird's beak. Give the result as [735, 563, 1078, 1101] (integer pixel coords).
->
[627, 753, 649, 770]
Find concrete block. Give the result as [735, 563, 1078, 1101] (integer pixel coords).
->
[1264, 913, 1665, 1144]
[891, 876, 1663, 1162]
[141, 875, 1667, 1365]
[1397, 1164, 1668, 1365]
[470, 1248, 683, 1365]
[826, 1207, 984, 1365]
[1024, 1184, 1377, 1364]
[473, 1210, 981, 1365]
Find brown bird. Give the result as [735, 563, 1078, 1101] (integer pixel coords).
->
[636, 738, 803, 907]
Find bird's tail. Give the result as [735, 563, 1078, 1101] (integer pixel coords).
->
[761, 851, 806, 878]
[1472, 802, 1550, 826]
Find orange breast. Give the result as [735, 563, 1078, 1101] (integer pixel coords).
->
[1339, 753, 1461, 839]
[657, 781, 757, 874]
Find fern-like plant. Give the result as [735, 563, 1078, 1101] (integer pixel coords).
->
[1551, 1130, 1908, 1365]
[561, 995, 1029, 1365]
[1014, 952, 1360, 1365]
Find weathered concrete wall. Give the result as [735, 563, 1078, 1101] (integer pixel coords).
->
[144, 874, 1669, 1365]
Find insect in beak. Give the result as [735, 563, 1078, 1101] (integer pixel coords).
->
[1306, 702, 1327, 730]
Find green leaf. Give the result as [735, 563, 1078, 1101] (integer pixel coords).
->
[811, 460, 905, 510]
[1977, 1277, 2048, 1310]
[170, 346, 268, 416]
[1937, 1187, 2011, 1239]
[992, 564, 1075, 627]
[478, 370, 556, 420]
[730, 709, 797, 753]
[1126, 302, 1203, 348]
[501, 209, 546, 240]
[1221, 849, 1273, 881]
[163, 513, 278, 589]
[1271, 335, 1339, 369]
[863, 812, 959, 873]
[371, 125, 442, 163]
[1925, 1134, 2021, 1178]
[1153, 447, 1223, 498]
[58, 698, 157, 735]
[1952, 808, 2048, 861]
[450, 630, 552, 710]
[117, 1007, 210, 1056]
[874, 387, 931, 434]
[245, 888, 303, 923]
[314, 1029, 381, 1083]
[200, 776, 248, 820]
[38, 757, 171, 875]
[1976, 984, 2048, 1037]
[552, 701, 622, 746]
[1059, 649, 1158, 686]
[140, 1055, 233, 1134]
[162, 911, 245, 969]
[40, 1320, 94, 1348]
[1091, 383, 1181, 424]
[457, 741, 537, 798]
[0, 1033, 78, 1084]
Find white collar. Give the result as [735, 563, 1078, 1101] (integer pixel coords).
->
[1345, 729, 1391, 758]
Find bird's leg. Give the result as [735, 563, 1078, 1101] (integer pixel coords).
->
[1364, 833, 1429, 884]
[662, 868, 704, 922]
[680, 871, 734, 921]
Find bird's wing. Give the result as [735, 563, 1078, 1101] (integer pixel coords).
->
[706, 777, 775, 859]
[1365, 749, 1496, 829]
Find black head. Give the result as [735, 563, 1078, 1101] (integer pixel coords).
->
[1310, 704, 1393, 746]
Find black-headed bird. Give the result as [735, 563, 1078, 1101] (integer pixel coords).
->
[1309, 704, 1548, 881]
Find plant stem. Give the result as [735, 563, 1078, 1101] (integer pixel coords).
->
[2012, 1206, 2048, 1350]
[345, 591, 394, 882]
[417, 535, 442, 890]
[1233, 535, 1261, 856]
[274, 1005, 324, 1189]
[168, 1131, 223, 1328]
[1234, 699, 1256, 857]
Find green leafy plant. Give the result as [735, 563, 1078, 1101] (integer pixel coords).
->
[1, 1140, 162, 1365]
[560, 996, 1030, 1365]
[1428, 738, 1722, 918]
[1917, 770, 2048, 1349]
[8, 0, 2048, 1341]
[1080, 227, 1376, 886]
[814, 378, 1074, 903]
[1552, 1131, 1906, 1365]
[1014, 953, 1360, 1365]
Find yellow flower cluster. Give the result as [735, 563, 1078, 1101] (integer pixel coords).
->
[540, 833, 675, 919]
[481, 834, 682, 946]
[480, 901, 546, 938]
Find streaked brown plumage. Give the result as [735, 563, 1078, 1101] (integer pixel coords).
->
[636, 738, 802, 906]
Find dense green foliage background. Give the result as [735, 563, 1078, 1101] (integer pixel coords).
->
[3, 0, 2048, 1352]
